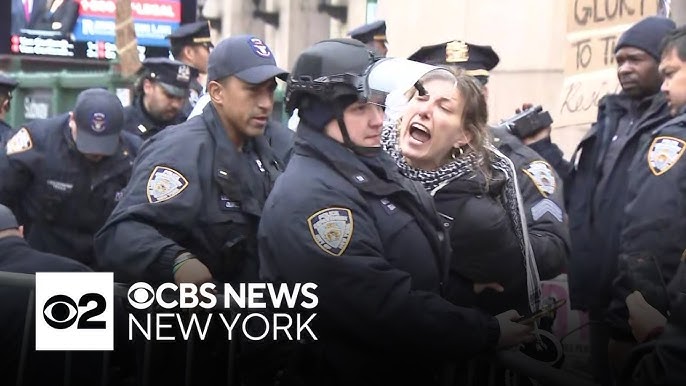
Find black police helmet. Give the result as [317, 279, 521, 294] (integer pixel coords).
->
[285, 38, 377, 114]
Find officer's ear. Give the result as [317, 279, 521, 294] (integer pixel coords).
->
[68, 112, 78, 138]
[207, 77, 227, 106]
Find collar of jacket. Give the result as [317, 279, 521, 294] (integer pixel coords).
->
[295, 123, 415, 197]
[653, 107, 686, 134]
[134, 96, 182, 133]
[490, 125, 525, 152]
[201, 102, 281, 218]
[601, 92, 669, 129]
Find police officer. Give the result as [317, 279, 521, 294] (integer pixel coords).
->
[348, 19, 388, 57]
[123, 57, 198, 139]
[95, 35, 287, 385]
[96, 35, 286, 286]
[258, 38, 534, 385]
[0, 73, 18, 144]
[604, 25, 686, 373]
[0, 88, 140, 267]
[167, 20, 213, 115]
[408, 40, 570, 281]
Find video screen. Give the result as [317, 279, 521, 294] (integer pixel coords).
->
[8, 0, 183, 60]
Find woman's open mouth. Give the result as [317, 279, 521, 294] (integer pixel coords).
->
[409, 123, 431, 143]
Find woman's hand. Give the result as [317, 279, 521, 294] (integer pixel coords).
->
[495, 310, 536, 349]
[626, 291, 667, 342]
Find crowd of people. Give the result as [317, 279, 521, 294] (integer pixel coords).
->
[0, 14, 685, 386]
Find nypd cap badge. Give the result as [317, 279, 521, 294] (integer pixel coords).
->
[6, 127, 33, 155]
[647, 136, 685, 176]
[146, 166, 189, 203]
[523, 160, 556, 197]
[307, 207, 354, 256]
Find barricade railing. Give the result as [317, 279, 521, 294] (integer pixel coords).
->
[0, 271, 598, 386]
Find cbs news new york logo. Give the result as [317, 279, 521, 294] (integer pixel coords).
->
[35, 272, 114, 351]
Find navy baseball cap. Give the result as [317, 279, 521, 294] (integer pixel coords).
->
[142, 57, 198, 98]
[72, 89, 124, 156]
[0, 204, 19, 232]
[207, 35, 288, 84]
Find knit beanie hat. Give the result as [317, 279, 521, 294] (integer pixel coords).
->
[615, 16, 676, 61]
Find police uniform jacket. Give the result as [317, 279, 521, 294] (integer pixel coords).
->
[535, 93, 670, 310]
[95, 103, 282, 284]
[607, 111, 686, 338]
[0, 114, 141, 266]
[492, 127, 570, 280]
[264, 120, 294, 165]
[123, 96, 186, 140]
[181, 76, 204, 118]
[258, 124, 499, 385]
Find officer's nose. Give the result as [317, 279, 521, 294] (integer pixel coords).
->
[369, 105, 384, 127]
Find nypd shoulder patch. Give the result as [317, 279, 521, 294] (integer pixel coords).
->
[523, 160, 556, 197]
[146, 166, 189, 203]
[307, 207, 354, 256]
[647, 136, 685, 176]
[6, 128, 33, 155]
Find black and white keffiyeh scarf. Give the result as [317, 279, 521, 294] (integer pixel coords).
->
[382, 125, 542, 312]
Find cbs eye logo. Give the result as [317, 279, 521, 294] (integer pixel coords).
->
[127, 282, 155, 309]
[42, 293, 107, 330]
[35, 272, 114, 351]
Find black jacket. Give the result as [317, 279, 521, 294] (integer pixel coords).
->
[492, 127, 570, 280]
[531, 93, 671, 310]
[0, 114, 141, 266]
[434, 168, 529, 315]
[95, 103, 282, 284]
[258, 125, 499, 386]
[607, 112, 686, 338]
[620, 260, 686, 386]
[123, 96, 186, 140]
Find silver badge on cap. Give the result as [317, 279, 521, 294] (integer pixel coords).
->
[177, 65, 191, 82]
[91, 113, 107, 133]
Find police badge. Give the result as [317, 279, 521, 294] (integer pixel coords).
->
[177, 65, 191, 82]
[647, 136, 685, 176]
[523, 160, 556, 197]
[5, 127, 33, 155]
[445, 40, 469, 63]
[307, 207, 354, 256]
[91, 112, 107, 133]
[146, 166, 189, 203]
